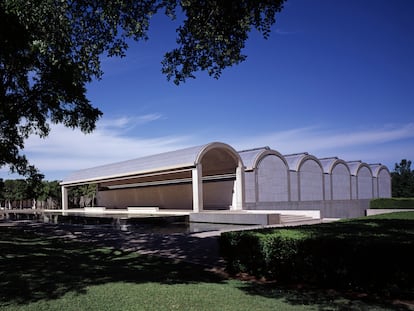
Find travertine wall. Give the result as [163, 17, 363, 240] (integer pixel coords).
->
[332, 163, 351, 200]
[351, 175, 358, 199]
[244, 171, 256, 203]
[289, 172, 299, 201]
[257, 155, 289, 202]
[299, 159, 324, 201]
[242, 150, 390, 218]
[357, 166, 373, 199]
[377, 168, 392, 197]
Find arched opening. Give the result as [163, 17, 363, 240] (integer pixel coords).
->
[197, 144, 244, 210]
[201, 148, 238, 209]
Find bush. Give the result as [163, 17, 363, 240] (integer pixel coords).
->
[370, 198, 414, 209]
[219, 230, 264, 275]
[220, 213, 414, 296]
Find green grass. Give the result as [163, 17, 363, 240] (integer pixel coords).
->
[364, 211, 414, 219]
[0, 221, 412, 311]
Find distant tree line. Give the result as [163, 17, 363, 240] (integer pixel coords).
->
[391, 159, 414, 197]
[0, 179, 61, 209]
[0, 179, 97, 209]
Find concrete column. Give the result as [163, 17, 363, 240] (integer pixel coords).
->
[61, 186, 68, 210]
[254, 170, 258, 203]
[287, 169, 291, 202]
[192, 164, 203, 213]
[231, 163, 245, 210]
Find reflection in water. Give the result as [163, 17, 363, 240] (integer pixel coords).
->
[0, 211, 252, 234]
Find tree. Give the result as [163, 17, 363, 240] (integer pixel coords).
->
[26, 170, 47, 208]
[36, 180, 61, 209]
[3, 179, 28, 208]
[81, 184, 98, 207]
[1, 0, 286, 177]
[68, 184, 97, 208]
[0, 178, 4, 208]
[391, 159, 414, 197]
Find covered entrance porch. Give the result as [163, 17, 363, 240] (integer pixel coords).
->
[60, 142, 245, 213]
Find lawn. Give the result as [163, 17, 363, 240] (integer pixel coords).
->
[0, 216, 412, 310]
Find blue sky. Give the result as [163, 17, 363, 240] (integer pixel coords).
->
[2, 0, 414, 181]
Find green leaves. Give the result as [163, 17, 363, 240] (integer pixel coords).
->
[1, 0, 285, 177]
[392, 159, 414, 197]
[162, 0, 285, 84]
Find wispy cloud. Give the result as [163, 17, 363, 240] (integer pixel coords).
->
[98, 114, 164, 131]
[16, 115, 192, 179]
[2, 121, 413, 180]
[230, 123, 414, 167]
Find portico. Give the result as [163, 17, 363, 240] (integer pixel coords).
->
[60, 142, 245, 212]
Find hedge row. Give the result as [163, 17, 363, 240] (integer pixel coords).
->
[219, 214, 414, 295]
[370, 198, 414, 209]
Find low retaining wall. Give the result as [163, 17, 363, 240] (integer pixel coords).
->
[245, 199, 370, 219]
[244, 210, 321, 219]
[190, 212, 281, 225]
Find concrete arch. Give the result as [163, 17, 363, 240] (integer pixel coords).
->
[319, 157, 351, 200]
[195, 142, 243, 168]
[347, 161, 373, 199]
[256, 151, 290, 202]
[370, 164, 391, 198]
[239, 147, 289, 203]
[194, 142, 245, 211]
[239, 147, 289, 171]
[285, 153, 324, 201]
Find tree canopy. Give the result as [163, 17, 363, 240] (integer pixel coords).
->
[392, 159, 414, 198]
[0, 0, 286, 178]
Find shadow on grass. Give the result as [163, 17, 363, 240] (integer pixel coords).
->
[0, 225, 224, 306]
[237, 282, 413, 311]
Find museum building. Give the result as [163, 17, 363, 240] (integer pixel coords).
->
[61, 142, 391, 218]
